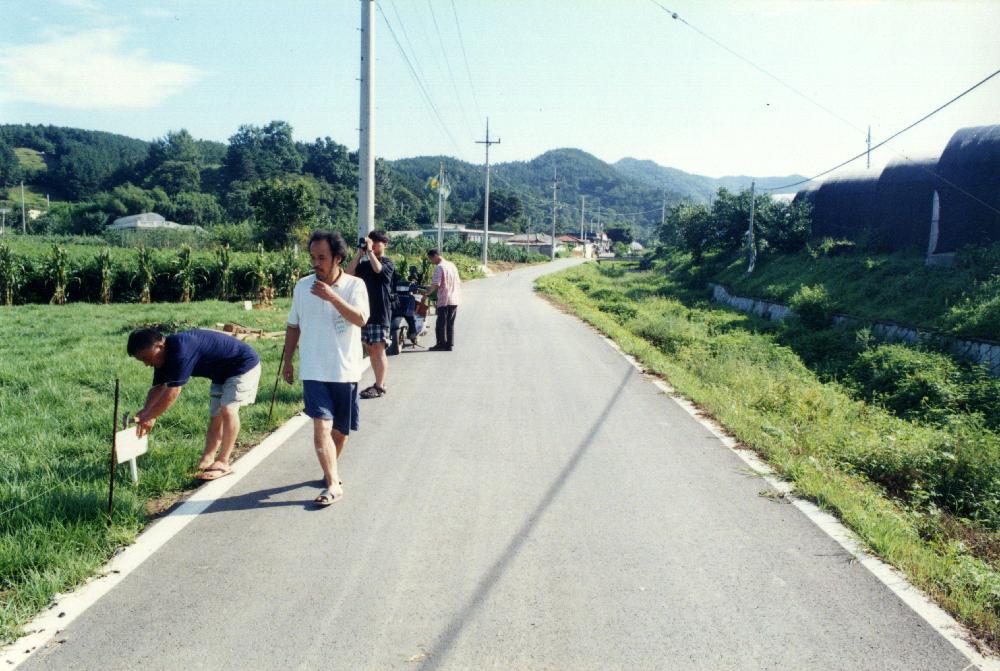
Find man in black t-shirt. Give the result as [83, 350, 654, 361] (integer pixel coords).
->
[347, 229, 395, 399]
[127, 328, 262, 480]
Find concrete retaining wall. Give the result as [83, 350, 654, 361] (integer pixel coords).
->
[709, 283, 1000, 376]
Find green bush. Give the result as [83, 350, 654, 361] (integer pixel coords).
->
[788, 284, 834, 329]
[848, 344, 964, 420]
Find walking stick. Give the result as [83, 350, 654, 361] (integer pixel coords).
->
[267, 338, 287, 425]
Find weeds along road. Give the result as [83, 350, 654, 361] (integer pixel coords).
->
[21, 259, 973, 671]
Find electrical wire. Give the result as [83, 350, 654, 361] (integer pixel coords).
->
[647, 0, 867, 138]
[376, 2, 463, 155]
[764, 67, 1000, 192]
[427, 0, 475, 141]
[450, 0, 483, 121]
[388, 0, 430, 86]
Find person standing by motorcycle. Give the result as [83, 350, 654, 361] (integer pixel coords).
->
[347, 230, 395, 398]
[424, 248, 461, 351]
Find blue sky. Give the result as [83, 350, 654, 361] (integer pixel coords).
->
[1, 0, 998, 178]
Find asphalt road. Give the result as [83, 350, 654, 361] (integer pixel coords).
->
[22, 259, 975, 670]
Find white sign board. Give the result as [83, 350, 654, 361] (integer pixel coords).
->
[115, 427, 148, 464]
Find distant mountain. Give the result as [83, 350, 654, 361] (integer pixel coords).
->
[613, 157, 812, 203]
[390, 148, 675, 237]
[390, 150, 812, 238]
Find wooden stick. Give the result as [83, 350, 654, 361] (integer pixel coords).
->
[107, 379, 119, 522]
[267, 339, 287, 425]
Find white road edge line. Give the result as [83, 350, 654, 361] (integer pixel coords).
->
[597, 333, 999, 671]
[1, 411, 312, 670]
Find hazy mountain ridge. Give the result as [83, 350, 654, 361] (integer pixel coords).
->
[613, 157, 810, 203]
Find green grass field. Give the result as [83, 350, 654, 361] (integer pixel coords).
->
[0, 299, 303, 643]
[537, 261, 1000, 651]
[13, 148, 46, 175]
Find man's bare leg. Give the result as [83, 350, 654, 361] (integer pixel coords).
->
[198, 406, 240, 479]
[367, 341, 388, 389]
[199, 415, 224, 470]
[313, 419, 342, 490]
[216, 405, 240, 466]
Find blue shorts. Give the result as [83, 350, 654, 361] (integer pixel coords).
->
[302, 381, 360, 435]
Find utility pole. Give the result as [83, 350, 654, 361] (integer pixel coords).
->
[550, 168, 562, 262]
[20, 181, 26, 234]
[596, 206, 602, 254]
[436, 161, 445, 249]
[746, 181, 756, 274]
[0, 207, 9, 235]
[358, 0, 376, 240]
[476, 118, 500, 268]
[661, 190, 667, 228]
[579, 195, 586, 247]
[866, 126, 871, 170]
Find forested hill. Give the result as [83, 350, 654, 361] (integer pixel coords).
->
[390, 148, 674, 236]
[614, 157, 810, 203]
[1, 121, 804, 243]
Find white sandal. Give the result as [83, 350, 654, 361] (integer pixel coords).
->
[315, 487, 344, 507]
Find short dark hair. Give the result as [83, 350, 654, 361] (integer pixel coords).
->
[127, 328, 163, 356]
[308, 230, 349, 262]
[368, 230, 389, 244]
[427, 248, 440, 258]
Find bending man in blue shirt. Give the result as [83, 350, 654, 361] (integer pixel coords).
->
[127, 328, 262, 480]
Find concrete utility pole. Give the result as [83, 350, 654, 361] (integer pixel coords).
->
[476, 118, 500, 268]
[661, 190, 667, 228]
[436, 161, 445, 249]
[579, 195, 586, 245]
[746, 181, 757, 275]
[550, 169, 562, 262]
[20, 181, 26, 234]
[358, 0, 376, 240]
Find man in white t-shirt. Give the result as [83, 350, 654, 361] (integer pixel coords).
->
[282, 231, 370, 506]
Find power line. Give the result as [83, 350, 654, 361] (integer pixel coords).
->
[449, 0, 482, 121]
[388, 0, 430, 85]
[427, 0, 475, 141]
[376, 2, 462, 154]
[765, 67, 1000, 192]
[647, 0, 867, 138]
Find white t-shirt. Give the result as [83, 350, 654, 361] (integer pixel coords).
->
[287, 273, 370, 383]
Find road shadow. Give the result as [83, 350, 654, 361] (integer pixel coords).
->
[417, 367, 634, 671]
[199, 480, 328, 513]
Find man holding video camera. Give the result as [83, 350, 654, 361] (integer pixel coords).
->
[347, 230, 395, 399]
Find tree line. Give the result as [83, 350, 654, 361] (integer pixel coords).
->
[1, 122, 678, 249]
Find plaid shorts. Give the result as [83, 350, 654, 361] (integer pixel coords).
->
[362, 322, 391, 345]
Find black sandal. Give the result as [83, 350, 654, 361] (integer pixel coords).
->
[359, 384, 386, 399]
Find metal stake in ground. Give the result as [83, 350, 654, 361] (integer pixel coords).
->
[108, 378, 120, 521]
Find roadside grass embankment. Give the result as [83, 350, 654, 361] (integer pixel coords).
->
[0, 300, 302, 644]
[711, 241, 1000, 342]
[537, 260, 1000, 651]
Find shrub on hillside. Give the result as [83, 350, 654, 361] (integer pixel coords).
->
[788, 284, 834, 329]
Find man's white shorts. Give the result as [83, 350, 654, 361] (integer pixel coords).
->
[209, 363, 262, 417]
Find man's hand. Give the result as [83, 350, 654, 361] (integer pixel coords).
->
[282, 361, 294, 384]
[310, 280, 338, 303]
[134, 415, 155, 437]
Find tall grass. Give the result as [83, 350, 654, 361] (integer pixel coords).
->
[0, 300, 305, 644]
